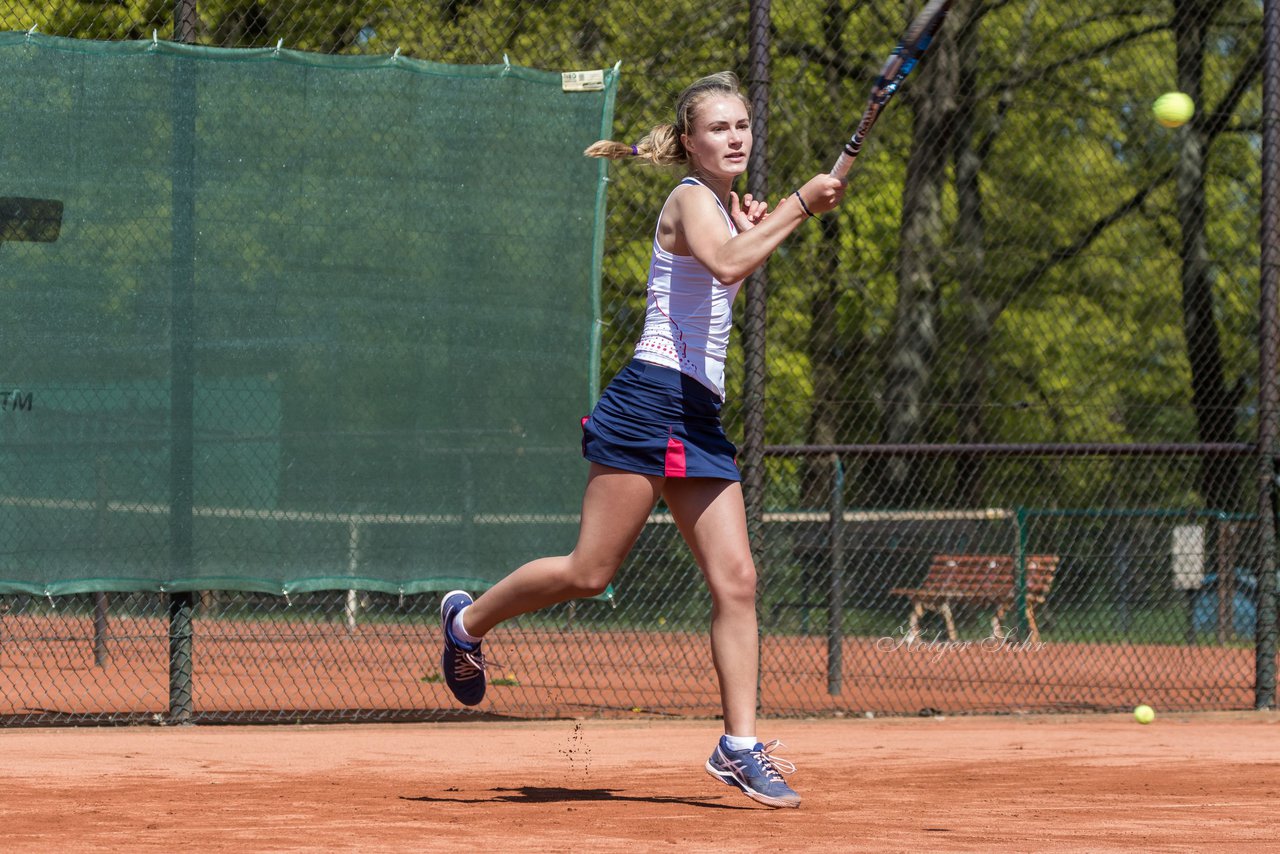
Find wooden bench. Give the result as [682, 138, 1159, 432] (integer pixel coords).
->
[891, 554, 1060, 643]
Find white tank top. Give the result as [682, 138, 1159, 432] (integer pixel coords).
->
[634, 177, 743, 399]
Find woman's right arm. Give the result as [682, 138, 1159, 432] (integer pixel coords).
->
[682, 174, 845, 284]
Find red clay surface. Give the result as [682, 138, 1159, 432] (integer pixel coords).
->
[2, 712, 1278, 852]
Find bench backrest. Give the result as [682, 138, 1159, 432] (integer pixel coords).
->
[923, 554, 1059, 598]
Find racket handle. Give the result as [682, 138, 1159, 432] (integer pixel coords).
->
[831, 151, 854, 180]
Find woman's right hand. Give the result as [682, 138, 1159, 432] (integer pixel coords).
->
[797, 174, 847, 215]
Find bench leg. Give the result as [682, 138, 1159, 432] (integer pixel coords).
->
[940, 602, 957, 641]
[907, 602, 924, 643]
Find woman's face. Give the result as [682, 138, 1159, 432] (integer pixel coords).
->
[682, 94, 751, 180]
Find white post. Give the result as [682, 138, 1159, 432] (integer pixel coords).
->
[345, 520, 361, 632]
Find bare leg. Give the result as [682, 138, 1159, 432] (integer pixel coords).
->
[662, 477, 758, 739]
[461, 463, 663, 636]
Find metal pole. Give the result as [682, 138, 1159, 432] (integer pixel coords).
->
[175, 0, 197, 45]
[745, 0, 770, 714]
[827, 456, 844, 695]
[743, 0, 770, 547]
[1011, 508, 1029, 640]
[1255, 0, 1279, 710]
[167, 0, 198, 723]
[345, 521, 361, 632]
[93, 457, 110, 667]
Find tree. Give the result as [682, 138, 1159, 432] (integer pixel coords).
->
[1172, 0, 1262, 513]
[872, 0, 961, 507]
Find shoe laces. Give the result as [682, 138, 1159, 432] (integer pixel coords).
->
[451, 644, 487, 680]
[750, 740, 796, 783]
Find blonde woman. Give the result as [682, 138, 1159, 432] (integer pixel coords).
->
[440, 71, 844, 808]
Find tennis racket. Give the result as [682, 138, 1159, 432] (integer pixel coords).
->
[830, 0, 953, 179]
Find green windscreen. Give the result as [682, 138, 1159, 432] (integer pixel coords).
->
[0, 33, 616, 596]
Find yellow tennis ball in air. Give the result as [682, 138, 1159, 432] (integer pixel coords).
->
[1153, 92, 1194, 128]
[1133, 704, 1155, 724]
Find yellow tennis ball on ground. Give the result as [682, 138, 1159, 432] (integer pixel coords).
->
[1153, 92, 1194, 128]
[1134, 704, 1155, 724]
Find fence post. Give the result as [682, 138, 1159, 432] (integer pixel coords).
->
[345, 520, 362, 632]
[1011, 507, 1029, 640]
[175, 0, 197, 44]
[1255, 0, 1279, 710]
[826, 455, 844, 695]
[167, 0, 199, 724]
[743, 0, 769, 547]
[93, 456, 109, 667]
[1216, 517, 1238, 644]
[745, 0, 770, 713]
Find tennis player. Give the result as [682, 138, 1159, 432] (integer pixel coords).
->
[440, 71, 845, 808]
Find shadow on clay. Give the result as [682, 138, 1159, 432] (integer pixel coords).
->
[402, 785, 756, 809]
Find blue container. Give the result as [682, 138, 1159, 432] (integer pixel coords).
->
[1191, 569, 1257, 637]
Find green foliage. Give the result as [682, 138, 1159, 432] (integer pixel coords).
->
[2, 0, 1265, 515]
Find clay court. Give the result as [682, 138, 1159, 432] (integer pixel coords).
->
[3, 711, 1277, 852]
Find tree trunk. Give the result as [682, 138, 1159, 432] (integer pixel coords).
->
[797, 3, 854, 605]
[1174, 0, 1244, 512]
[951, 0, 991, 506]
[875, 5, 959, 506]
[801, 2, 853, 511]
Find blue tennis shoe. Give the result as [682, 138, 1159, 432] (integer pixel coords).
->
[439, 590, 486, 706]
[705, 737, 801, 808]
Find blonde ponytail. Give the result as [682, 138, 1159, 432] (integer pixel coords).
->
[583, 123, 685, 166]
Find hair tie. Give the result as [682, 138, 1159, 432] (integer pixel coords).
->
[630, 144, 639, 156]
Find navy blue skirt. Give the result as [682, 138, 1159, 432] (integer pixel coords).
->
[581, 359, 740, 480]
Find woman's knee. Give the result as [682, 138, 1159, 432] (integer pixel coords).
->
[707, 557, 758, 606]
[573, 574, 614, 599]
[564, 553, 620, 598]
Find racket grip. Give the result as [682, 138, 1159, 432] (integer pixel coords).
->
[830, 151, 853, 180]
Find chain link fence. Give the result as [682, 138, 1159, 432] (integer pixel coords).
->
[1, 0, 1275, 724]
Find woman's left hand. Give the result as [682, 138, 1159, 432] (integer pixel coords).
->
[729, 191, 769, 231]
